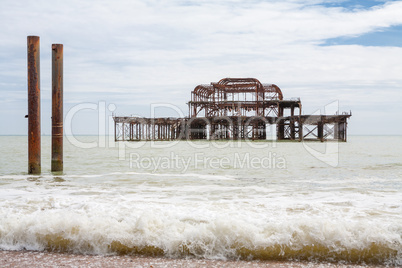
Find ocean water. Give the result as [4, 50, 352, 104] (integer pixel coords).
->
[0, 135, 401, 265]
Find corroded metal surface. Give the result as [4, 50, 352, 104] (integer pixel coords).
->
[27, 36, 41, 174]
[51, 44, 63, 172]
[189, 78, 286, 118]
[114, 78, 351, 142]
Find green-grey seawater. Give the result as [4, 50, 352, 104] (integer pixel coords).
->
[0, 136, 401, 265]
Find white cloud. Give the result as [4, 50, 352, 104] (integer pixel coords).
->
[0, 0, 401, 135]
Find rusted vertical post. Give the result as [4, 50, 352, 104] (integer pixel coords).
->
[339, 121, 345, 142]
[317, 121, 324, 142]
[290, 119, 295, 140]
[114, 121, 117, 141]
[27, 36, 41, 174]
[299, 102, 303, 141]
[51, 44, 63, 172]
[344, 121, 347, 142]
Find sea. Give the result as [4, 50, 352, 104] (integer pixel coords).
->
[0, 135, 401, 266]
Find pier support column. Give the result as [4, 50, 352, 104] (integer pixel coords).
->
[344, 122, 347, 142]
[299, 120, 303, 142]
[114, 120, 117, 141]
[290, 106, 295, 140]
[51, 44, 63, 172]
[338, 121, 346, 142]
[317, 122, 324, 142]
[27, 36, 41, 174]
[290, 119, 295, 140]
[277, 103, 284, 141]
[276, 119, 284, 140]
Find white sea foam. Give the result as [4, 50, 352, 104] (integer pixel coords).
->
[0, 196, 401, 264]
[0, 136, 401, 265]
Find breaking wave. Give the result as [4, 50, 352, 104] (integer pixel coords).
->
[0, 209, 400, 265]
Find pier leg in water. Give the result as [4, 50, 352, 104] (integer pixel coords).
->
[51, 44, 63, 172]
[27, 36, 41, 174]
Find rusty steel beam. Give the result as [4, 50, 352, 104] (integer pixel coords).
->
[51, 44, 63, 172]
[27, 36, 41, 174]
[113, 77, 351, 142]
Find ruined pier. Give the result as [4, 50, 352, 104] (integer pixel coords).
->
[114, 78, 351, 142]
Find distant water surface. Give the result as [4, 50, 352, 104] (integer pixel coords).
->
[0, 136, 401, 265]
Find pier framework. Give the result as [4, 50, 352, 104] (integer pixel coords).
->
[114, 78, 351, 142]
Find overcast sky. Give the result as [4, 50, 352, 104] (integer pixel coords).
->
[1, 0, 401, 135]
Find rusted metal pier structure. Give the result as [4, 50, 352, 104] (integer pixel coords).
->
[114, 78, 351, 142]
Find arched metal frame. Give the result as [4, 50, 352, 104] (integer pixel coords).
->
[189, 78, 284, 117]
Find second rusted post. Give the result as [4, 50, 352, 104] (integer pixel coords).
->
[27, 36, 41, 174]
[51, 44, 63, 172]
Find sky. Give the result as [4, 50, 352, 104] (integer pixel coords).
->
[0, 0, 402, 136]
